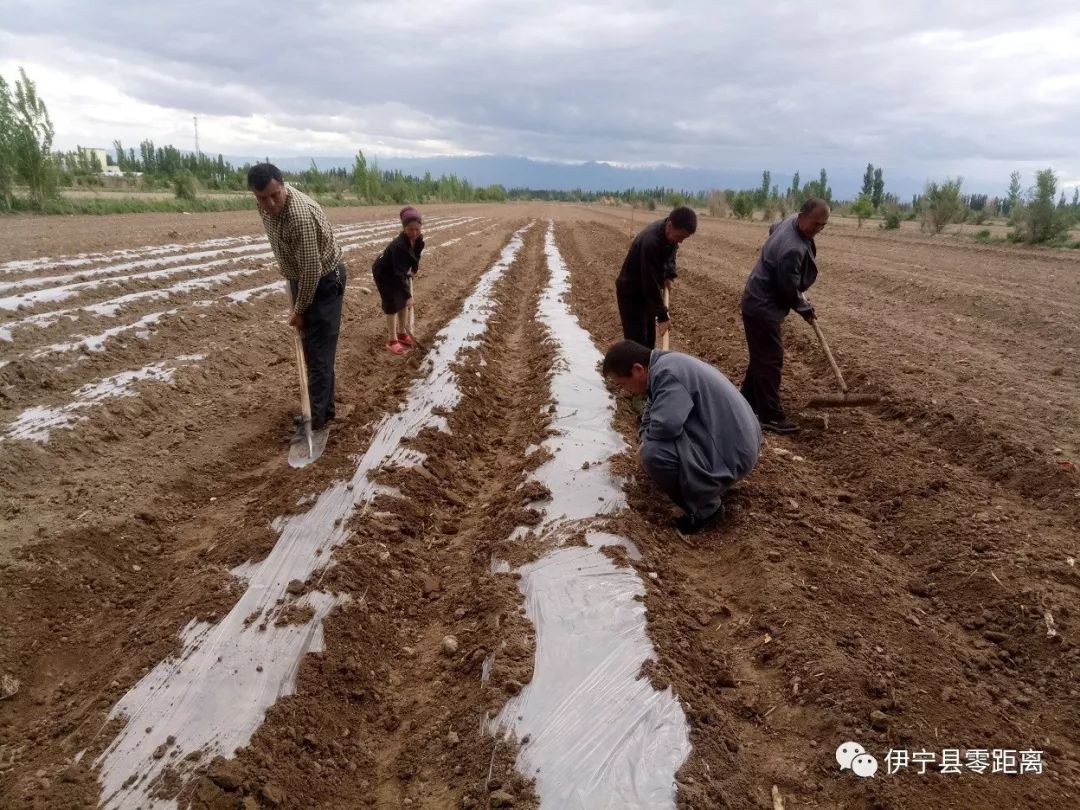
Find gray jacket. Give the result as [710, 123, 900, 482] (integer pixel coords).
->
[740, 215, 818, 322]
[641, 350, 761, 488]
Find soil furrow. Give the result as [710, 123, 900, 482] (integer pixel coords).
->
[556, 215, 1080, 809]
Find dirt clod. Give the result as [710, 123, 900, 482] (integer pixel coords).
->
[870, 710, 890, 731]
[207, 757, 244, 791]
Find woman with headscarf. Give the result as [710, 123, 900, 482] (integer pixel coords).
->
[371, 206, 425, 354]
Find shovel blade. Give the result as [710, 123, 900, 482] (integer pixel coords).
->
[288, 426, 330, 468]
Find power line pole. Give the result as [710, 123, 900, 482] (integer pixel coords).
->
[193, 115, 200, 159]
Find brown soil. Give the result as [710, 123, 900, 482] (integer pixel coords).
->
[556, 210, 1080, 808]
[1, 203, 1078, 809]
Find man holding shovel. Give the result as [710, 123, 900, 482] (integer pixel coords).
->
[739, 197, 829, 434]
[248, 163, 346, 434]
[615, 205, 697, 350]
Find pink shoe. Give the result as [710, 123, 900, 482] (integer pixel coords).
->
[397, 332, 414, 347]
[386, 340, 406, 355]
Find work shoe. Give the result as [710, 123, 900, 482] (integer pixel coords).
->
[674, 504, 726, 535]
[397, 332, 415, 348]
[760, 417, 800, 435]
[386, 339, 407, 355]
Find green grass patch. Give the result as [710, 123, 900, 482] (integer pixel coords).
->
[3, 196, 256, 215]
[1, 192, 376, 216]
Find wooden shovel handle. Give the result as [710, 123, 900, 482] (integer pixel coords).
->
[810, 319, 847, 394]
[286, 283, 313, 422]
[293, 330, 312, 421]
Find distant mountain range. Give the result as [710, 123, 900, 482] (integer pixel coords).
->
[223, 153, 931, 200]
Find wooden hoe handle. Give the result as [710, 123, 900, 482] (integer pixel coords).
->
[661, 288, 671, 350]
[811, 319, 848, 395]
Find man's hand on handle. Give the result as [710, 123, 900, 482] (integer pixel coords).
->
[289, 311, 304, 330]
[663, 278, 675, 290]
[657, 318, 671, 339]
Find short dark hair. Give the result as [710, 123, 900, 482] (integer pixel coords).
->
[247, 163, 284, 191]
[602, 340, 653, 377]
[800, 197, 829, 216]
[668, 206, 697, 234]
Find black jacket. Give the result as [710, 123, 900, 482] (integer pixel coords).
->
[615, 219, 679, 321]
[373, 233, 424, 283]
[740, 216, 817, 322]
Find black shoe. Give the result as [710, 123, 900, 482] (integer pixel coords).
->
[760, 417, 800, 435]
[674, 504, 726, 534]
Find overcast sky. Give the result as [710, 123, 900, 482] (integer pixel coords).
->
[2, 1, 1078, 195]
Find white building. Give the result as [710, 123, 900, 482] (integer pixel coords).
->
[78, 146, 110, 172]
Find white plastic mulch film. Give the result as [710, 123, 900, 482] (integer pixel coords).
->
[94, 225, 533, 809]
[495, 222, 690, 809]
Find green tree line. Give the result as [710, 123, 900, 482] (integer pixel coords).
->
[2, 66, 1078, 244]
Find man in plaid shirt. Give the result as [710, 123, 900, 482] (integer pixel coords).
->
[248, 163, 346, 431]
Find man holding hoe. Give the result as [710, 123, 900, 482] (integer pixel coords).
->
[615, 205, 698, 351]
[739, 197, 829, 434]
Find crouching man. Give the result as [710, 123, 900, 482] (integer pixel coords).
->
[602, 340, 762, 534]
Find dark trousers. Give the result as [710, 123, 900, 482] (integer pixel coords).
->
[616, 285, 656, 349]
[741, 313, 785, 422]
[291, 264, 345, 429]
[640, 440, 728, 520]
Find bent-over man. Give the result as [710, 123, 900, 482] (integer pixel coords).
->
[740, 197, 829, 434]
[615, 206, 697, 349]
[603, 340, 761, 534]
[248, 163, 346, 432]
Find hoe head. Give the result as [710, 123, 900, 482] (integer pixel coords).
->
[803, 392, 881, 409]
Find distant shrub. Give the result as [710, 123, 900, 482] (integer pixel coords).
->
[731, 191, 755, 220]
[851, 193, 873, 228]
[1013, 168, 1071, 244]
[974, 229, 992, 243]
[173, 171, 198, 201]
[881, 207, 901, 230]
[920, 178, 964, 234]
